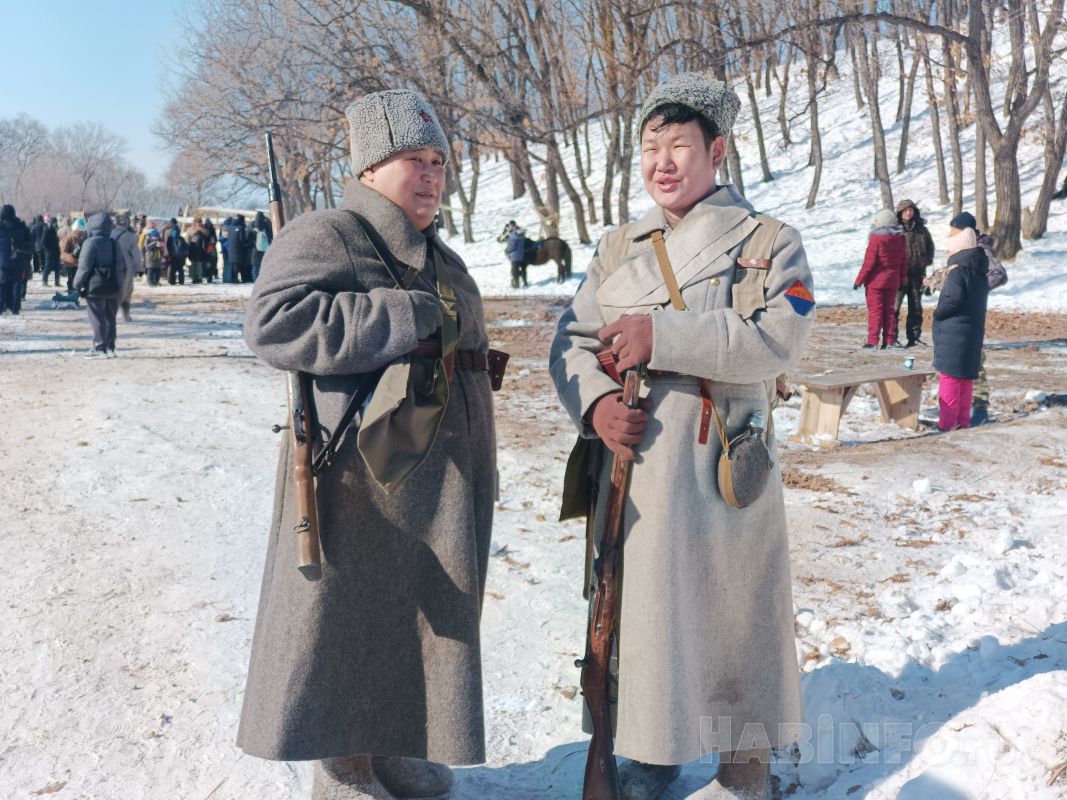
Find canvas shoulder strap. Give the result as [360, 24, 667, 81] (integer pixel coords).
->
[733, 214, 784, 321]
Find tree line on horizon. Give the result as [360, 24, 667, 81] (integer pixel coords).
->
[153, 0, 1064, 260]
[0, 117, 201, 219]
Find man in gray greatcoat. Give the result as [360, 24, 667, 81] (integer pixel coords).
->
[238, 89, 496, 800]
[551, 74, 814, 800]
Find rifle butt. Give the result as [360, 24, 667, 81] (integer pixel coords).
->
[582, 730, 621, 800]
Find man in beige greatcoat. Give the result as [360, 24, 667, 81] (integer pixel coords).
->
[550, 73, 815, 800]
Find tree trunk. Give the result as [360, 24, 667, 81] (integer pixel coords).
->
[548, 138, 591, 244]
[509, 160, 525, 199]
[1022, 89, 1067, 240]
[746, 75, 774, 182]
[571, 127, 597, 226]
[941, 5, 964, 215]
[514, 140, 556, 237]
[602, 113, 619, 227]
[922, 50, 950, 206]
[775, 48, 793, 148]
[850, 42, 865, 111]
[805, 52, 823, 209]
[895, 34, 907, 123]
[991, 135, 1023, 257]
[854, 28, 894, 208]
[617, 110, 634, 224]
[896, 55, 919, 174]
[975, 123, 989, 232]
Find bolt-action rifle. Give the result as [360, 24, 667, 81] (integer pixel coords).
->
[577, 367, 642, 800]
[265, 131, 322, 581]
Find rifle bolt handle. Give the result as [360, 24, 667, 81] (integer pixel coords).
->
[574, 658, 586, 668]
[272, 423, 290, 434]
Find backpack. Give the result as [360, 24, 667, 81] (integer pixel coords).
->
[169, 234, 188, 264]
[88, 240, 121, 298]
[145, 234, 164, 268]
[255, 228, 270, 252]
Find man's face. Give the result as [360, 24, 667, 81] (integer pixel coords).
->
[902, 207, 915, 221]
[640, 118, 724, 218]
[361, 147, 446, 231]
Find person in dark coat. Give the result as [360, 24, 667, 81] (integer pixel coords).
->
[73, 212, 126, 358]
[933, 223, 989, 431]
[186, 218, 208, 284]
[894, 199, 935, 346]
[249, 210, 273, 282]
[504, 220, 527, 288]
[30, 214, 47, 274]
[202, 218, 219, 282]
[854, 208, 908, 348]
[219, 216, 233, 282]
[0, 204, 29, 314]
[221, 215, 247, 283]
[237, 89, 496, 800]
[235, 216, 251, 285]
[42, 215, 62, 286]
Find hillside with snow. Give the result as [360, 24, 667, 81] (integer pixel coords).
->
[446, 39, 1067, 312]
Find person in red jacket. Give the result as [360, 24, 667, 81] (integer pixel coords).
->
[854, 208, 908, 348]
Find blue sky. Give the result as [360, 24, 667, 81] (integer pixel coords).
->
[3, 0, 182, 183]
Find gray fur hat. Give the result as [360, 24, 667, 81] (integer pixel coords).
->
[345, 89, 450, 177]
[639, 73, 742, 138]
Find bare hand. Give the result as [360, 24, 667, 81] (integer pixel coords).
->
[598, 314, 653, 373]
[589, 391, 652, 461]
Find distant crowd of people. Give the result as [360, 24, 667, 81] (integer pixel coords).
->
[854, 199, 1008, 430]
[0, 203, 274, 357]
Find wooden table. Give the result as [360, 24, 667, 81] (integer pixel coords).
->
[790, 366, 934, 446]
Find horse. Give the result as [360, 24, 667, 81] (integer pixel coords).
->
[497, 224, 572, 287]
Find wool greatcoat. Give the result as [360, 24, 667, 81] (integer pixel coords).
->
[550, 185, 812, 765]
[237, 180, 495, 764]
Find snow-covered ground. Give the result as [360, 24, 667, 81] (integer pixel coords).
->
[3, 31, 1067, 800]
[1, 282, 1064, 799]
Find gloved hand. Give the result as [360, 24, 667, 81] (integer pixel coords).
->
[409, 290, 444, 339]
[598, 314, 653, 373]
[588, 391, 652, 461]
[853, 283, 861, 291]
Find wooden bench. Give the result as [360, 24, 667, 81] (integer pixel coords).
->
[789, 366, 934, 446]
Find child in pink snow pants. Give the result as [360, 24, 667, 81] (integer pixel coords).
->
[933, 220, 989, 431]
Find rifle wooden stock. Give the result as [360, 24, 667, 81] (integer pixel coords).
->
[266, 131, 323, 580]
[580, 368, 642, 800]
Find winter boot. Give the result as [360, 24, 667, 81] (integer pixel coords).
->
[618, 761, 682, 800]
[370, 756, 453, 799]
[687, 751, 769, 800]
[312, 756, 396, 800]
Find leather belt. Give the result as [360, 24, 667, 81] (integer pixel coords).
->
[412, 339, 488, 370]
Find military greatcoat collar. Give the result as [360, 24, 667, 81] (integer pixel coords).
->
[625, 184, 756, 243]
[341, 179, 433, 273]
[596, 184, 759, 311]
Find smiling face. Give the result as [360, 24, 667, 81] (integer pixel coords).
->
[640, 118, 725, 219]
[360, 147, 446, 230]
